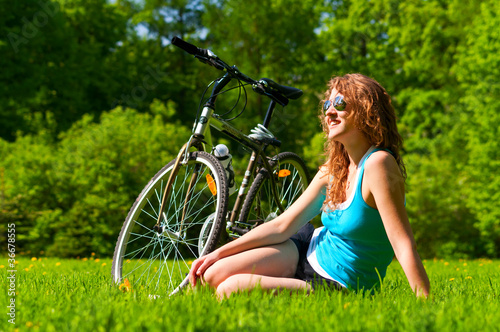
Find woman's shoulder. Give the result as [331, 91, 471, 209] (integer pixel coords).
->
[364, 150, 401, 176]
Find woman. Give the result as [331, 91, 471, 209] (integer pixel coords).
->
[188, 73, 430, 298]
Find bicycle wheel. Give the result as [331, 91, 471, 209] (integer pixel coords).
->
[112, 151, 228, 295]
[239, 152, 310, 228]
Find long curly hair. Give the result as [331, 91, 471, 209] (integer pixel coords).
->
[320, 73, 406, 209]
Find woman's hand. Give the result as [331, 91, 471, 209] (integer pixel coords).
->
[188, 251, 220, 287]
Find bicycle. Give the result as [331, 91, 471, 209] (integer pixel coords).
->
[111, 37, 311, 296]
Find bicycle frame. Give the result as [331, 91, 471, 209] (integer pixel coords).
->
[199, 103, 286, 229]
[153, 101, 285, 236]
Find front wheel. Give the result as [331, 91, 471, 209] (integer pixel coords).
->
[111, 151, 228, 295]
[238, 152, 310, 228]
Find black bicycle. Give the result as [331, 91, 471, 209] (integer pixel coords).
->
[112, 37, 310, 295]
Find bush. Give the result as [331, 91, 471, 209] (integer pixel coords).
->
[1, 106, 190, 257]
[404, 152, 485, 258]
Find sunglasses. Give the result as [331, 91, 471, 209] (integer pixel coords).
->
[323, 95, 347, 113]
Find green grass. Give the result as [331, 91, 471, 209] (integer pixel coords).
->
[1, 256, 499, 332]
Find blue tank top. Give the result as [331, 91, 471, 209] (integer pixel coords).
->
[307, 147, 395, 291]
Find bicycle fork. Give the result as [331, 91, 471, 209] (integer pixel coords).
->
[153, 143, 189, 234]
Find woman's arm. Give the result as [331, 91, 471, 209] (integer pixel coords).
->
[365, 152, 430, 298]
[189, 168, 329, 285]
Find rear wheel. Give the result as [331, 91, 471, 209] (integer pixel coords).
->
[238, 152, 310, 229]
[112, 151, 228, 295]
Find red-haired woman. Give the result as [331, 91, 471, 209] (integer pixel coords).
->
[188, 74, 430, 298]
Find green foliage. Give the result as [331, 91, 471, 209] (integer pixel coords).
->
[1, 0, 499, 257]
[0, 132, 57, 253]
[1, 107, 190, 257]
[318, 0, 399, 86]
[405, 153, 484, 258]
[303, 132, 326, 171]
[0, 0, 131, 140]
[453, 0, 500, 255]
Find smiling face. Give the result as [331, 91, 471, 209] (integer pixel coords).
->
[324, 88, 356, 142]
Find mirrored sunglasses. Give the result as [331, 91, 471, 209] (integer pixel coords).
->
[323, 96, 347, 113]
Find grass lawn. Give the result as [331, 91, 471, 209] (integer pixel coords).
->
[1, 256, 499, 331]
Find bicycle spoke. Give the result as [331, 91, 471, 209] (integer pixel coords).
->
[124, 235, 157, 259]
[135, 241, 162, 285]
[126, 232, 156, 246]
[133, 219, 157, 235]
[124, 245, 161, 282]
[140, 206, 158, 223]
[146, 197, 159, 219]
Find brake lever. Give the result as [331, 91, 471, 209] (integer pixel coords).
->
[209, 58, 225, 71]
[194, 51, 226, 71]
[252, 80, 267, 95]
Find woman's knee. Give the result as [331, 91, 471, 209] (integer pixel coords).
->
[202, 260, 230, 288]
[216, 275, 251, 299]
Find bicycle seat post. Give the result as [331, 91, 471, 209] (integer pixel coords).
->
[262, 100, 277, 129]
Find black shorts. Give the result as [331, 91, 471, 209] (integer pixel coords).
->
[290, 223, 344, 291]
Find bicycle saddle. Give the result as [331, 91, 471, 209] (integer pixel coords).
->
[259, 78, 303, 100]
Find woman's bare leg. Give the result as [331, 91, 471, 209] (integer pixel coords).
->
[202, 239, 300, 289]
[216, 274, 310, 299]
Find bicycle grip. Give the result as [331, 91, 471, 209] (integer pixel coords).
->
[171, 36, 201, 56]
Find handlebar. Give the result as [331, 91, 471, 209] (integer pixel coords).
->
[171, 36, 303, 106]
[171, 37, 203, 56]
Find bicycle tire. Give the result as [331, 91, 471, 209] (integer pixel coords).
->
[238, 152, 310, 228]
[111, 151, 228, 295]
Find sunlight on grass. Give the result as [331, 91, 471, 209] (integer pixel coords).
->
[2, 256, 498, 331]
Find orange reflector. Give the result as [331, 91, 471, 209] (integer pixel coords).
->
[206, 174, 217, 196]
[278, 169, 291, 177]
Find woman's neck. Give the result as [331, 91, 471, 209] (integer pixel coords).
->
[343, 137, 372, 168]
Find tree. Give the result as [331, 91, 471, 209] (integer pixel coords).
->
[118, 0, 214, 124]
[201, 0, 325, 158]
[0, 0, 130, 140]
[453, 0, 500, 256]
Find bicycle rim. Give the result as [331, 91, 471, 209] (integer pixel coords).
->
[112, 151, 228, 295]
